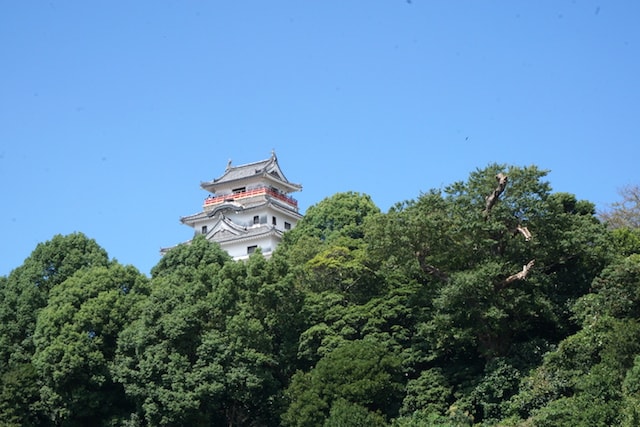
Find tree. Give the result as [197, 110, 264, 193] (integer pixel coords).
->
[621, 356, 640, 426]
[151, 234, 231, 280]
[323, 399, 388, 427]
[572, 254, 640, 322]
[0, 362, 44, 426]
[365, 190, 455, 285]
[599, 184, 640, 229]
[429, 168, 607, 358]
[113, 273, 217, 426]
[288, 191, 380, 243]
[114, 241, 300, 426]
[400, 368, 452, 417]
[283, 339, 403, 427]
[32, 263, 148, 426]
[113, 240, 231, 426]
[1, 163, 624, 425]
[510, 317, 640, 426]
[0, 233, 110, 425]
[275, 192, 381, 272]
[303, 243, 383, 303]
[0, 233, 110, 368]
[507, 255, 640, 425]
[360, 164, 613, 424]
[611, 227, 640, 257]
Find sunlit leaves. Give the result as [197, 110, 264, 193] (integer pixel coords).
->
[283, 339, 403, 427]
[32, 263, 147, 425]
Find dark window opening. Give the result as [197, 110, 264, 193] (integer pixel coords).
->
[253, 215, 260, 224]
[247, 245, 258, 254]
[272, 216, 277, 225]
[284, 222, 291, 230]
[232, 187, 246, 194]
[201, 225, 208, 234]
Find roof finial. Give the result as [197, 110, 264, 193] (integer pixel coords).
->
[226, 158, 232, 171]
[271, 149, 276, 160]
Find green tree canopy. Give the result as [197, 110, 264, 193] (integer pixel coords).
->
[283, 339, 403, 427]
[0, 233, 111, 425]
[114, 240, 302, 426]
[508, 254, 640, 426]
[32, 263, 148, 425]
[0, 233, 110, 367]
[275, 191, 381, 269]
[0, 164, 629, 427]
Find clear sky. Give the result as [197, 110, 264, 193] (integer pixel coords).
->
[1, 1, 638, 277]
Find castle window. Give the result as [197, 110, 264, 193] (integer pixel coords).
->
[253, 215, 260, 224]
[247, 245, 258, 254]
[272, 216, 277, 225]
[201, 225, 208, 234]
[284, 222, 291, 230]
[232, 187, 246, 194]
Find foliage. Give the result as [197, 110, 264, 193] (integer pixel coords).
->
[0, 233, 110, 368]
[32, 263, 148, 425]
[283, 339, 403, 426]
[150, 234, 231, 279]
[0, 233, 111, 425]
[0, 166, 632, 426]
[621, 356, 640, 426]
[324, 399, 388, 427]
[611, 227, 640, 257]
[400, 368, 452, 417]
[0, 362, 44, 426]
[114, 241, 303, 426]
[274, 192, 381, 281]
[572, 254, 640, 322]
[287, 191, 380, 244]
[507, 254, 640, 426]
[367, 165, 612, 407]
[304, 245, 381, 302]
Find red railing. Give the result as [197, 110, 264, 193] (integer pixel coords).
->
[203, 187, 298, 208]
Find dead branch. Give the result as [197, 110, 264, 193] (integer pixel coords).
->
[484, 173, 508, 217]
[498, 260, 535, 289]
[515, 225, 532, 241]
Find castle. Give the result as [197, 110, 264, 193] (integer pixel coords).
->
[174, 151, 302, 260]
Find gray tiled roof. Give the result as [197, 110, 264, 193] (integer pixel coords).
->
[215, 157, 274, 182]
[200, 151, 301, 191]
[180, 211, 208, 223]
[212, 222, 284, 244]
[180, 198, 301, 226]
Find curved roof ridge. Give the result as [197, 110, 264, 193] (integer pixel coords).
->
[207, 152, 277, 184]
[219, 151, 276, 176]
[200, 151, 301, 193]
[228, 156, 274, 173]
[220, 216, 250, 232]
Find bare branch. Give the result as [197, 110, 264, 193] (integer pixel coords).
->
[484, 173, 508, 217]
[498, 260, 535, 289]
[599, 184, 640, 229]
[515, 225, 532, 241]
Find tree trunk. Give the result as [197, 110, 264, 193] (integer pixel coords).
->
[484, 173, 508, 217]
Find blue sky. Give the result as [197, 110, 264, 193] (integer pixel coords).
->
[1, 1, 638, 277]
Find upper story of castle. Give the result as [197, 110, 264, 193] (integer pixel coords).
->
[199, 151, 302, 214]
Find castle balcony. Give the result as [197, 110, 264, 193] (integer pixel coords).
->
[203, 186, 298, 209]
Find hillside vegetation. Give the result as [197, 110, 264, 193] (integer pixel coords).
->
[2, 164, 640, 426]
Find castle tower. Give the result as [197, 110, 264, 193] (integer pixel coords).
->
[178, 151, 302, 260]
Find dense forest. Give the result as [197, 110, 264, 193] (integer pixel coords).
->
[2, 164, 640, 427]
